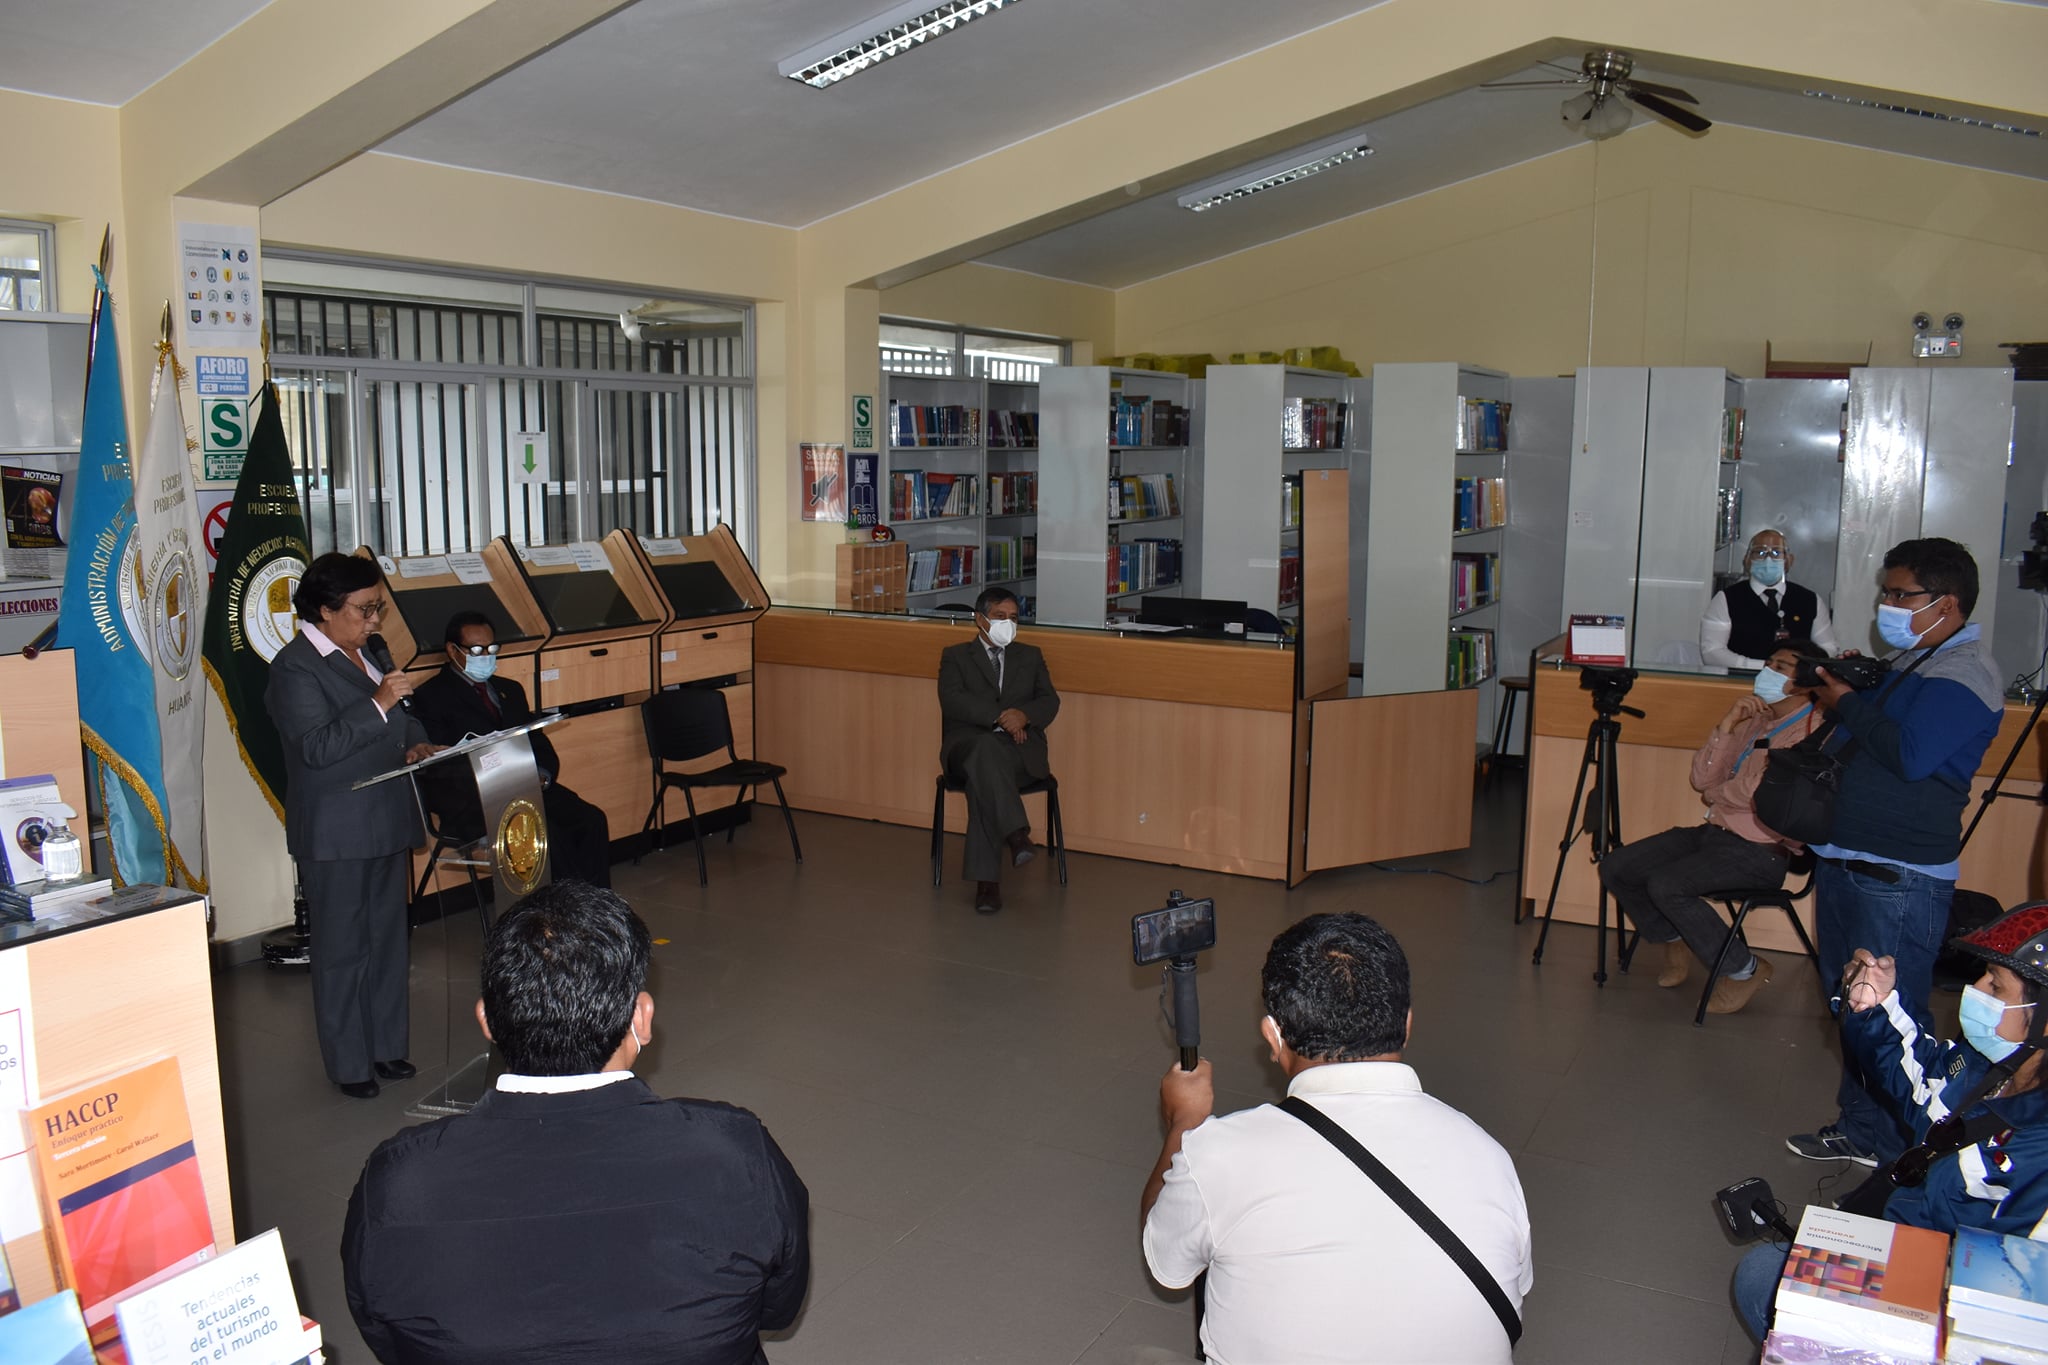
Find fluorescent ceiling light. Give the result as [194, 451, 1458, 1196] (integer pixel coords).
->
[779, 0, 1016, 89]
[1175, 137, 1374, 212]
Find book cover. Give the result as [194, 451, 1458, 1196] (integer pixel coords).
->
[1774, 1206, 1945, 1357]
[0, 1288, 93, 1365]
[1949, 1300, 2048, 1353]
[28, 1058, 216, 1327]
[1950, 1225, 2048, 1322]
[113, 1228, 308, 1365]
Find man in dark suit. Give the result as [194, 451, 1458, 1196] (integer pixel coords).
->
[412, 611, 613, 888]
[343, 882, 810, 1364]
[266, 553, 436, 1099]
[937, 586, 1060, 914]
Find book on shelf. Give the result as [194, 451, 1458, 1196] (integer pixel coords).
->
[1722, 406, 1747, 461]
[984, 535, 1037, 583]
[890, 402, 980, 447]
[888, 471, 981, 521]
[1281, 397, 1351, 451]
[1108, 474, 1179, 521]
[1107, 538, 1182, 596]
[1453, 476, 1508, 532]
[29, 1057, 216, 1330]
[1772, 1205, 1946, 1362]
[1279, 547, 1302, 610]
[1457, 398, 1512, 452]
[0, 1288, 91, 1365]
[988, 410, 1039, 448]
[1448, 627, 1494, 688]
[986, 471, 1037, 516]
[1281, 474, 1303, 530]
[907, 545, 977, 594]
[1108, 393, 1189, 448]
[1451, 553, 1500, 613]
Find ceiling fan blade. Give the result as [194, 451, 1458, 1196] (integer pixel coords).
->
[1620, 78, 1699, 104]
[1480, 78, 1588, 90]
[1627, 89, 1712, 133]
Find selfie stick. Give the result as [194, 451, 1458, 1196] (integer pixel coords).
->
[1170, 957, 1200, 1071]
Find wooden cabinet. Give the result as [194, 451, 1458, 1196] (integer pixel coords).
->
[661, 622, 753, 687]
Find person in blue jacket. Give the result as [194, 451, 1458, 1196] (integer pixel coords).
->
[1735, 903, 2048, 1344]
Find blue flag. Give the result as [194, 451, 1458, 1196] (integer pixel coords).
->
[53, 268, 172, 886]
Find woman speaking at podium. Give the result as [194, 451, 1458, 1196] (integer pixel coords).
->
[267, 553, 440, 1100]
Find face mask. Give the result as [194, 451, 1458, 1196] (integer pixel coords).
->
[1752, 668, 1792, 704]
[1750, 560, 1785, 589]
[461, 652, 498, 682]
[1959, 984, 2028, 1063]
[1876, 600, 1937, 650]
[986, 618, 1017, 648]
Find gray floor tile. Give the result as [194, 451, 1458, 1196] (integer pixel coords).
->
[1517, 1264, 1737, 1365]
[1069, 1299, 1201, 1365]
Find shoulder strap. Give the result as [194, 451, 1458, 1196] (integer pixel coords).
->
[1279, 1096, 1521, 1345]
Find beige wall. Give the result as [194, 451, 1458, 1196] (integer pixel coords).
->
[1116, 124, 2048, 376]
[880, 263, 1116, 360]
[2, 90, 123, 316]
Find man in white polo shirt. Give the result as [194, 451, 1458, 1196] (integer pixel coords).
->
[1141, 913, 1533, 1364]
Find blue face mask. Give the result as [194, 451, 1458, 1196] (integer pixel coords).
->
[1959, 984, 2028, 1063]
[1750, 560, 1785, 589]
[461, 652, 498, 682]
[1877, 600, 1936, 651]
[1752, 668, 1792, 703]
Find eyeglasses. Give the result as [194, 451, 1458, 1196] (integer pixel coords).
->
[1745, 548, 1786, 561]
[1878, 587, 1938, 605]
[348, 599, 388, 619]
[457, 643, 501, 657]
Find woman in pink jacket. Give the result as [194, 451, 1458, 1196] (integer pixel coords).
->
[1598, 638, 1829, 1015]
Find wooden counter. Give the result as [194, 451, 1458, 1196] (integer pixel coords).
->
[1523, 666, 2048, 952]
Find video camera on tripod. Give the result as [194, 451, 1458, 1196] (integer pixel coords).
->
[1578, 665, 1643, 719]
[1133, 892, 1217, 1071]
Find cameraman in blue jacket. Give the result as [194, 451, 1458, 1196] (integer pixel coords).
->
[1736, 905, 2048, 1344]
[1786, 538, 2005, 1168]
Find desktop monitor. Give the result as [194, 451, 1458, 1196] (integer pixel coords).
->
[1137, 597, 1251, 632]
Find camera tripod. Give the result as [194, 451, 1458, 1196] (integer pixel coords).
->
[1530, 691, 1645, 985]
[1961, 679, 2048, 853]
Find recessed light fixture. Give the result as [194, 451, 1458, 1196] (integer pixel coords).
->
[1175, 137, 1374, 213]
[1800, 88, 2042, 139]
[779, 0, 1017, 89]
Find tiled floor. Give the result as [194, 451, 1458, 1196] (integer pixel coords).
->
[215, 779, 1872, 1364]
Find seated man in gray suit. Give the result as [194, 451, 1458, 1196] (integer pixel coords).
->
[937, 587, 1060, 915]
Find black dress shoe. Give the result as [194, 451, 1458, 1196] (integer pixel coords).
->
[1007, 829, 1035, 868]
[374, 1059, 417, 1081]
[974, 881, 1003, 915]
[339, 1079, 381, 1100]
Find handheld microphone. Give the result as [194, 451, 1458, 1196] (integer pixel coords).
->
[366, 633, 412, 711]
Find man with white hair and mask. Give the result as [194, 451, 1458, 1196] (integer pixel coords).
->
[1701, 528, 1837, 669]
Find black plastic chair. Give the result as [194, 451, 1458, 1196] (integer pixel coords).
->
[640, 687, 802, 886]
[411, 806, 493, 935]
[1694, 849, 1824, 1027]
[930, 771, 1067, 887]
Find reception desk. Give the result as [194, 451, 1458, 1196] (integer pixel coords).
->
[755, 609, 1480, 883]
[1523, 660, 2048, 953]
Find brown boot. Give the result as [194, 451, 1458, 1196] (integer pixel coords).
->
[1707, 955, 1775, 1015]
[1657, 940, 1692, 989]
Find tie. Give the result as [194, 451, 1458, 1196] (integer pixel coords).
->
[474, 681, 501, 721]
[988, 646, 1004, 694]
[1764, 588, 1780, 619]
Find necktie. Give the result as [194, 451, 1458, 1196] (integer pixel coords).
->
[1764, 587, 1780, 619]
[474, 681, 501, 721]
[988, 646, 1004, 693]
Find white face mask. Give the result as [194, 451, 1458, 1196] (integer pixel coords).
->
[1752, 668, 1792, 704]
[985, 618, 1017, 648]
[1877, 600, 1937, 651]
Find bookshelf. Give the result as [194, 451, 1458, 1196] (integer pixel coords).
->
[1199, 364, 1359, 620]
[1036, 366, 1198, 627]
[882, 371, 1041, 617]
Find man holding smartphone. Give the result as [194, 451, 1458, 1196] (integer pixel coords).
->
[1786, 538, 2005, 1168]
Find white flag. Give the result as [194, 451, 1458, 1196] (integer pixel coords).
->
[131, 348, 209, 889]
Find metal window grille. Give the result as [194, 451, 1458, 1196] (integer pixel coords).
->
[262, 286, 752, 559]
[880, 317, 1066, 382]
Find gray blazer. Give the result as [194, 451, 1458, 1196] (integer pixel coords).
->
[266, 631, 429, 862]
[937, 637, 1059, 781]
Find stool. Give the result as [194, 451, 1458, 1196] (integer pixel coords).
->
[1694, 851, 1823, 1027]
[931, 772, 1068, 887]
[1486, 676, 1531, 778]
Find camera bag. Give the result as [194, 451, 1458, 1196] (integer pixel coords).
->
[1753, 649, 1934, 846]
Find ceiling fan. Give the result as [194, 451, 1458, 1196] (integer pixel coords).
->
[1483, 49, 1713, 141]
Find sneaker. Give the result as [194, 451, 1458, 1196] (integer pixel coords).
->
[1785, 1124, 1880, 1167]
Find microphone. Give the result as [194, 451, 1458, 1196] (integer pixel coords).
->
[365, 633, 412, 711]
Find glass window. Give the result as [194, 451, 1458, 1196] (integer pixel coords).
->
[0, 222, 53, 312]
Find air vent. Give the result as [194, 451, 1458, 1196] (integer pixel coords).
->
[1800, 88, 2041, 139]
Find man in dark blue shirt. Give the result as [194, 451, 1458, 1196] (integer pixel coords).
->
[1786, 538, 2006, 1168]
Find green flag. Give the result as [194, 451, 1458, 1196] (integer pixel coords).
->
[200, 382, 309, 823]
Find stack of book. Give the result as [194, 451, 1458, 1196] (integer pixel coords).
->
[1458, 398, 1512, 452]
[890, 402, 980, 447]
[1448, 628, 1494, 688]
[1109, 474, 1179, 521]
[984, 535, 1036, 583]
[0, 874, 114, 923]
[1107, 538, 1182, 595]
[1944, 1226, 2048, 1363]
[907, 545, 977, 593]
[1770, 1207, 1946, 1363]
[888, 471, 981, 521]
[986, 471, 1037, 516]
[1281, 474, 1303, 530]
[988, 410, 1039, 448]
[1278, 547, 1302, 610]
[1451, 553, 1500, 613]
[1109, 394, 1190, 447]
[1453, 476, 1508, 532]
[1281, 397, 1350, 451]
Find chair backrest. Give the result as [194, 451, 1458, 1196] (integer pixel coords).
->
[643, 687, 735, 764]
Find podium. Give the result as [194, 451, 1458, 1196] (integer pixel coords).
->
[354, 713, 566, 1115]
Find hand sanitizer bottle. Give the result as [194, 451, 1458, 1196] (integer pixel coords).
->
[40, 804, 83, 884]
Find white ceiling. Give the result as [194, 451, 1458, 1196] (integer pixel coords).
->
[375, 0, 1390, 227]
[0, 0, 271, 105]
[979, 62, 2048, 288]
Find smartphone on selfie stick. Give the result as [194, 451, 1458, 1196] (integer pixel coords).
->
[1132, 893, 1218, 1070]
